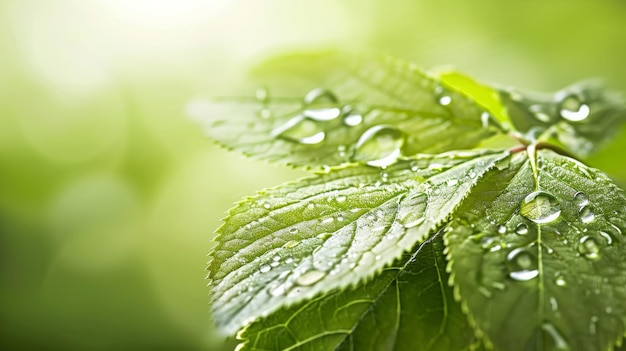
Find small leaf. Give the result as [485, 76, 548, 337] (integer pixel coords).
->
[499, 81, 626, 157]
[190, 52, 499, 169]
[237, 233, 482, 351]
[208, 150, 510, 334]
[432, 67, 511, 130]
[445, 149, 626, 351]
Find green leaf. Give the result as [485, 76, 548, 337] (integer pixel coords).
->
[208, 150, 510, 334]
[238, 233, 482, 351]
[445, 149, 626, 351]
[190, 52, 499, 169]
[498, 81, 626, 157]
[431, 67, 511, 130]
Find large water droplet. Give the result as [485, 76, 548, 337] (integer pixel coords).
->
[555, 276, 567, 287]
[578, 236, 601, 260]
[520, 191, 561, 224]
[560, 95, 590, 122]
[353, 125, 405, 168]
[296, 270, 326, 286]
[579, 206, 595, 224]
[507, 248, 539, 281]
[272, 115, 326, 145]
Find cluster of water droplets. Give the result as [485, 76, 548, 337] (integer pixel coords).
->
[265, 87, 414, 168]
[268, 88, 362, 143]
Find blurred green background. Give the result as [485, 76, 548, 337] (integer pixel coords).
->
[2, 0, 626, 350]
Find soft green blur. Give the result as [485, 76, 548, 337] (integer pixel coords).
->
[1, 0, 626, 350]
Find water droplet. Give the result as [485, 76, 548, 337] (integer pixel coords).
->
[489, 244, 502, 252]
[479, 236, 496, 250]
[303, 107, 342, 121]
[342, 107, 363, 126]
[549, 296, 559, 311]
[353, 125, 405, 168]
[316, 234, 335, 242]
[481, 112, 491, 129]
[599, 231, 614, 245]
[321, 217, 335, 225]
[303, 88, 338, 105]
[579, 206, 595, 224]
[288, 228, 299, 235]
[578, 236, 600, 260]
[428, 163, 444, 171]
[272, 115, 326, 145]
[263, 202, 271, 209]
[478, 286, 492, 298]
[337, 145, 347, 158]
[529, 104, 552, 123]
[560, 95, 590, 122]
[541, 322, 570, 350]
[515, 223, 529, 235]
[258, 109, 271, 119]
[589, 315, 599, 335]
[296, 269, 326, 286]
[268, 282, 289, 296]
[446, 179, 459, 186]
[398, 192, 428, 228]
[307, 203, 315, 210]
[507, 248, 539, 281]
[259, 264, 271, 273]
[555, 276, 567, 287]
[439, 95, 452, 106]
[491, 281, 506, 291]
[256, 87, 269, 102]
[520, 191, 561, 224]
[498, 225, 507, 234]
[574, 192, 589, 207]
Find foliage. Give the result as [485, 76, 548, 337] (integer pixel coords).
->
[195, 52, 626, 350]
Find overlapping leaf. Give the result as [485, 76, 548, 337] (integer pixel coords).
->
[190, 52, 501, 169]
[208, 150, 510, 334]
[238, 234, 483, 351]
[498, 81, 626, 157]
[445, 149, 626, 351]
